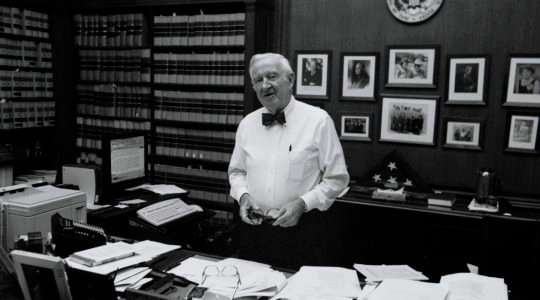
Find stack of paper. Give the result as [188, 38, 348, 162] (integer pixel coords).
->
[168, 257, 287, 299]
[272, 266, 363, 300]
[367, 279, 448, 300]
[354, 264, 428, 282]
[440, 272, 508, 300]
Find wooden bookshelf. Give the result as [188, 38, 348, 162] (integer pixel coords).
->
[0, 3, 55, 187]
[63, 0, 275, 228]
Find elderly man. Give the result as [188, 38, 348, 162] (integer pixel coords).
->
[228, 53, 349, 229]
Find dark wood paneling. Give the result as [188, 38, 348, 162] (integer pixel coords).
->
[284, 0, 540, 203]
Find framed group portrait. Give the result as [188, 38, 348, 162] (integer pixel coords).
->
[379, 95, 438, 146]
[385, 45, 439, 89]
[340, 113, 373, 141]
[294, 50, 331, 100]
[504, 112, 539, 154]
[339, 52, 379, 101]
[442, 118, 484, 151]
[503, 54, 540, 107]
[446, 54, 489, 105]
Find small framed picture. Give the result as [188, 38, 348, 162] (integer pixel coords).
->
[379, 95, 438, 145]
[503, 55, 540, 107]
[339, 52, 379, 101]
[443, 118, 484, 150]
[340, 113, 373, 141]
[294, 50, 331, 100]
[11, 250, 73, 300]
[505, 112, 539, 154]
[446, 55, 489, 105]
[385, 45, 439, 88]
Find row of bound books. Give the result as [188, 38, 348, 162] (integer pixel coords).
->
[0, 70, 53, 98]
[73, 13, 147, 47]
[78, 49, 151, 82]
[0, 38, 52, 68]
[0, 101, 55, 130]
[154, 163, 231, 206]
[153, 52, 244, 86]
[154, 89, 243, 125]
[0, 6, 49, 38]
[76, 84, 152, 119]
[155, 125, 234, 164]
[75, 116, 151, 150]
[153, 12, 245, 47]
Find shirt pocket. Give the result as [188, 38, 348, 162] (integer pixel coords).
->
[288, 148, 318, 181]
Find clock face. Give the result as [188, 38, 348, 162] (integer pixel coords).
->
[387, 0, 444, 24]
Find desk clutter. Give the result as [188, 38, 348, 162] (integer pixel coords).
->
[3, 238, 510, 300]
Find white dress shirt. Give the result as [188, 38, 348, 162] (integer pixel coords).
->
[228, 97, 349, 213]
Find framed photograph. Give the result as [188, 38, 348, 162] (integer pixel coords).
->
[446, 55, 489, 105]
[505, 112, 539, 153]
[294, 50, 331, 100]
[340, 113, 373, 141]
[442, 118, 484, 150]
[11, 250, 73, 300]
[385, 45, 439, 88]
[379, 95, 438, 145]
[503, 55, 540, 107]
[339, 52, 379, 101]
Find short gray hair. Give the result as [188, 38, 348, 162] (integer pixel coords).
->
[249, 53, 294, 79]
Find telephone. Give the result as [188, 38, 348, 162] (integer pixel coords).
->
[51, 213, 107, 258]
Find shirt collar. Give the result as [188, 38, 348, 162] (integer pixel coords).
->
[263, 96, 296, 117]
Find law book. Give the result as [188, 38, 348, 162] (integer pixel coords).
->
[428, 192, 457, 207]
[69, 241, 136, 267]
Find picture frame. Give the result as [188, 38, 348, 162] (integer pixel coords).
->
[379, 95, 438, 145]
[442, 118, 484, 150]
[446, 54, 489, 105]
[504, 112, 539, 154]
[340, 113, 373, 141]
[11, 250, 73, 300]
[294, 50, 331, 100]
[503, 54, 540, 107]
[339, 52, 379, 101]
[385, 45, 439, 88]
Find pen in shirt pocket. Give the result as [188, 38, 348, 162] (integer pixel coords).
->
[289, 144, 292, 152]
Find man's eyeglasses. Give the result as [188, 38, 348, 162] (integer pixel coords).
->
[247, 207, 278, 225]
[201, 265, 241, 300]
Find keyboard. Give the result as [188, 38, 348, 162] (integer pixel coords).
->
[137, 198, 203, 226]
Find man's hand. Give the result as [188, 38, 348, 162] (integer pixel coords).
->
[239, 193, 262, 225]
[272, 198, 306, 227]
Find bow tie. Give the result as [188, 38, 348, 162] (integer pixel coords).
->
[262, 111, 286, 126]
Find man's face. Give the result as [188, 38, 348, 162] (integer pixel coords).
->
[251, 57, 294, 114]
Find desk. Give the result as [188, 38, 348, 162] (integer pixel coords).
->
[238, 191, 540, 299]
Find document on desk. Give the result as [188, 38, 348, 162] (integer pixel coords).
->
[440, 272, 508, 300]
[272, 266, 363, 300]
[126, 183, 188, 195]
[354, 264, 428, 282]
[367, 279, 448, 300]
[66, 240, 181, 275]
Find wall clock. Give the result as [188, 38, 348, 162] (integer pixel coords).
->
[387, 0, 444, 24]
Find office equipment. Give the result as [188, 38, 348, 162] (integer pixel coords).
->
[65, 267, 117, 300]
[62, 164, 101, 206]
[137, 198, 203, 226]
[51, 212, 106, 258]
[10, 249, 73, 300]
[1, 184, 86, 251]
[100, 132, 148, 203]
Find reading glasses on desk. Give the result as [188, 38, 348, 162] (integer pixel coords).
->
[201, 265, 242, 299]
